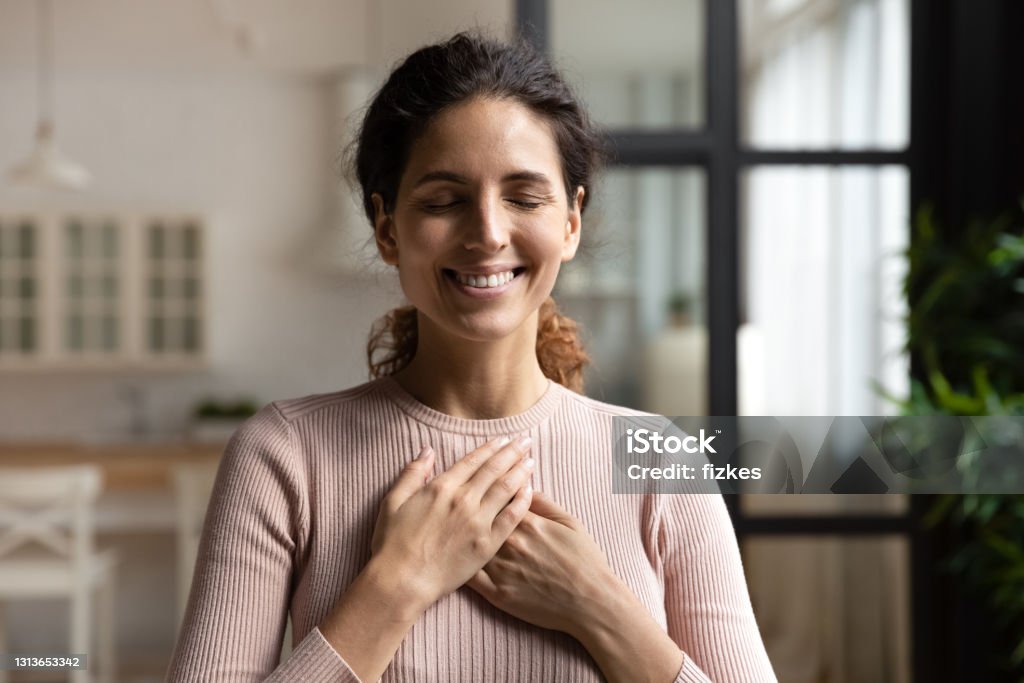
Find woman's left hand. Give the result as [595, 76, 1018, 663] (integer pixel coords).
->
[465, 490, 622, 638]
[469, 491, 688, 683]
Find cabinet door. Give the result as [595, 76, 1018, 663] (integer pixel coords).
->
[142, 217, 205, 361]
[0, 217, 42, 357]
[60, 215, 123, 357]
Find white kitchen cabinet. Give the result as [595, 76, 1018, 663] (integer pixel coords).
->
[0, 212, 207, 370]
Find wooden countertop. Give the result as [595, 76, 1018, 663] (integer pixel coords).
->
[0, 441, 225, 491]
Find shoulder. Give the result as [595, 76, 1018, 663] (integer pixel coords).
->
[556, 385, 676, 433]
[223, 379, 386, 464]
[558, 385, 651, 419]
[256, 378, 387, 426]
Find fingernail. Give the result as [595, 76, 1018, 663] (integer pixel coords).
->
[524, 457, 535, 469]
[496, 436, 512, 447]
[525, 483, 533, 495]
[518, 436, 532, 448]
[416, 446, 433, 460]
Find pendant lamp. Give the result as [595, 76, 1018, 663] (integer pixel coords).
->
[6, 0, 92, 190]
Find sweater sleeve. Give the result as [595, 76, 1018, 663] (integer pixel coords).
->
[165, 404, 361, 683]
[657, 493, 779, 683]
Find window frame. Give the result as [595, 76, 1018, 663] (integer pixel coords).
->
[516, 1, 932, 680]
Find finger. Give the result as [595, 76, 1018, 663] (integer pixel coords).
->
[491, 481, 533, 540]
[528, 490, 581, 530]
[442, 435, 513, 484]
[479, 452, 535, 516]
[383, 446, 435, 510]
[465, 436, 532, 499]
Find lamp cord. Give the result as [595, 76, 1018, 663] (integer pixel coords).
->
[37, 0, 55, 127]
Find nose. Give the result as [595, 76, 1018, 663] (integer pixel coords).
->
[461, 195, 510, 253]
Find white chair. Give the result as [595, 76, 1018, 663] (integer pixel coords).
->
[171, 460, 219, 624]
[172, 460, 293, 662]
[0, 466, 116, 683]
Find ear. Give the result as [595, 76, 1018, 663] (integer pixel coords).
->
[561, 186, 584, 262]
[372, 193, 399, 265]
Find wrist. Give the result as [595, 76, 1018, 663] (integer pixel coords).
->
[316, 555, 434, 682]
[569, 576, 684, 683]
[566, 570, 634, 644]
[361, 553, 436, 620]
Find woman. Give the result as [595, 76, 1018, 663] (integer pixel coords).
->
[168, 33, 776, 683]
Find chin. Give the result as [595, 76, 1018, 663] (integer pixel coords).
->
[432, 310, 535, 345]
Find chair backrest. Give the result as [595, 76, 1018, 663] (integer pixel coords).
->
[172, 459, 219, 621]
[0, 466, 103, 564]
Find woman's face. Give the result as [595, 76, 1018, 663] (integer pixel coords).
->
[373, 96, 583, 344]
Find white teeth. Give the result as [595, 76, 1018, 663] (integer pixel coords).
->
[455, 270, 516, 288]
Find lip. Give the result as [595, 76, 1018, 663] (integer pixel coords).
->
[443, 267, 524, 299]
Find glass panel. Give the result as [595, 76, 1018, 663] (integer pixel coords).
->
[149, 224, 165, 260]
[183, 316, 200, 352]
[101, 221, 118, 260]
[18, 316, 34, 351]
[68, 274, 83, 299]
[102, 316, 118, 351]
[740, 0, 909, 148]
[18, 277, 33, 300]
[166, 317, 181, 351]
[551, 0, 705, 129]
[183, 277, 199, 300]
[17, 222, 34, 260]
[743, 536, 911, 682]
[149, 317, 164, 352]
[68, 315, 84, 351]
[66, 221, 84, 260]
[740, 166, 909, 415]
[102, 274, 118, 299]
[555, 167, 706, 411]
[183, 223, 199, 260]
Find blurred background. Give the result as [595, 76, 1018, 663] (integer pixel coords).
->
[1, 0, 1022, 682]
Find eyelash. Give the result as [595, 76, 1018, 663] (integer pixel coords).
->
[422, 199, 542, 213]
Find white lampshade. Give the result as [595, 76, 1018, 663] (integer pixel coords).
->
[7, 121, 91, 191]
[7, 0, 92, 191]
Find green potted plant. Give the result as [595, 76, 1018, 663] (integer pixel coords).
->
[896, 200, 1024, 676]
[190, 397, 260, 443]
[667, 290, 694, 327]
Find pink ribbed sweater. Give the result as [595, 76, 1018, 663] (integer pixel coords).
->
[167, 376, 777, 682]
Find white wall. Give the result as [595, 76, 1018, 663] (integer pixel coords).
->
[0, 0, 513, 440]
[0, 69, 401, 439]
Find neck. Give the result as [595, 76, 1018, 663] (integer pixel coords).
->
[392, 315, 550, 420]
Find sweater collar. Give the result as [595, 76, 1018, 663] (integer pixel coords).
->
[375, 374, 566, 435]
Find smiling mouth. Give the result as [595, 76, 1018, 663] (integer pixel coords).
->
[443, 267, 526, 289]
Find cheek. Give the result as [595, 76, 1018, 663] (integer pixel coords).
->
[521, 221, 569, 261]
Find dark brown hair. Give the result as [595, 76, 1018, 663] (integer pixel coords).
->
[354, 32, 604, 392]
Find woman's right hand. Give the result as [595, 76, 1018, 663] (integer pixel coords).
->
[369, 435, 535, 608]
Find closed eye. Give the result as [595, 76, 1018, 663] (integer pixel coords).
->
[508, 199, 542, 209]
[422, 201, 463, 213]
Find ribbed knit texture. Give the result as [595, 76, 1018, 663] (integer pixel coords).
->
[166, 376, 777, 682]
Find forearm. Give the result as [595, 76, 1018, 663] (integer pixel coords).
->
[318, 557, 430, 682]
[571, 576, 685, 683]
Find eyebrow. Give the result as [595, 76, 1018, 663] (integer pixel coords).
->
[412, 170, 555, 189]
